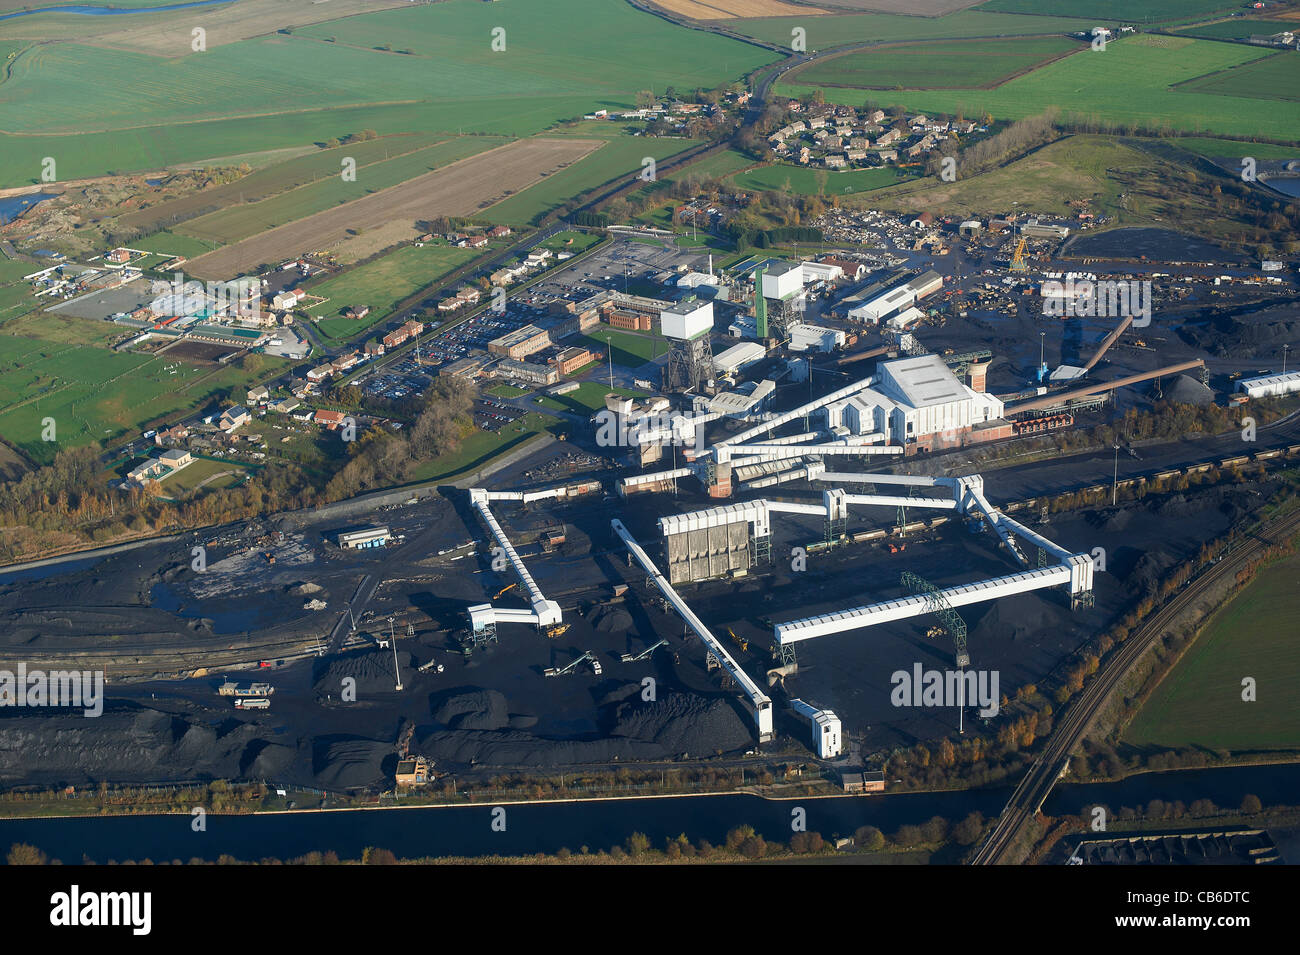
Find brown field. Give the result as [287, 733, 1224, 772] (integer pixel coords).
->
[795, 0, 982, 12]
[649, 0, 829, 19]
[185, 137, 601, 279]
[84, 0, 411, 55]
[117, 134, 443, 234]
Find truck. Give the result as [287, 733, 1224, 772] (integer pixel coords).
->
[234, 697, 270, 710]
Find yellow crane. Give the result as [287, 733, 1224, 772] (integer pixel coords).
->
[1009, 237, 1027, 272]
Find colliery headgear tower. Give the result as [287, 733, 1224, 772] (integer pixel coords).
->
[662, 298, 715, 393]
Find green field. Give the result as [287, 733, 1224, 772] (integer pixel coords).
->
[975, 0, 1237, 18]
[127, 231, 221, 259]
[482, 135, 704, 226]
[304, 242, 485, 342]
[408, 411, 562, 484]
[0, 258, 37, 321]
[0, 336, 284, 462]
[535, 381, 646, 414]
[731, 163, 912, 196]
[677, 149, 755, 181]
[158, 456, 251, 497]
[1175, 51, 1300, 103]
[1174, 136, 1300, 161]
[0, 99, 597, 188]
[484, 383, 530, 398]
[0, 0, 773, 187]
[727, 10, 1099, 50]
[779, 36, 1300, 140]
[536, 230, 602, 255]
[180, 137, 510, 244]
[577, 327, 668, 369]
[1124, 552, 1300, 752]
[3, 0, 769, 136]
[1174, 18, 1298, 39]
[793, 37, 1081, 90]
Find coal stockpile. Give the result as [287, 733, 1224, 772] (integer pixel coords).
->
[589, 604, 634, 634]
[311, 736, 393, 790]
[433, 690, 510, 730]
[610, 692, 752, 756]
[1177, 309, 1300, 358]
[312, 648, 413, 699]
[415, 687, 751, 768]
[1065, 227, 1237, 263]
[968, 593, 1062, 645]
[0, 708, 287, 787]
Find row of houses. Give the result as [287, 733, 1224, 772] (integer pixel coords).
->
[771, 108, 979, 171]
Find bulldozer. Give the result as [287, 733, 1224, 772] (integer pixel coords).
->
[727, 627, 748, 653]
[545, 623, 570, 639]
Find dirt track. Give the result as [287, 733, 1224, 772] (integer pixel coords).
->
[186, 138, 602, 279]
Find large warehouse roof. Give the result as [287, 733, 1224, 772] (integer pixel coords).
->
[881, 355, 968, 407]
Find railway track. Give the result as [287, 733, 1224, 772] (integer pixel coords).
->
[971, 507, 1300, 865]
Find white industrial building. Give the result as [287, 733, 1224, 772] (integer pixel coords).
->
[847, 271, 943, 324]
[822, 354, 1003, 446]
[884, 306, 925, 332]
[849, 285, 915, 324]
[677, 254, 719, 289]
[788, 322, 846, 353]
[798, 261, 844, 284]
[713, 341, 766, 377]
[1237, 369, 1300, 398]
[789, 699, 842, 759]
[660, 299, 713, 340]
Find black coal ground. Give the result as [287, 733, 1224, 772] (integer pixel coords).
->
[0, 466, 1275, 792]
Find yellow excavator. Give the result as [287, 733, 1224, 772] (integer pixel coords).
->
[493, 582, 517, 600]
[727, 627, 748, 653]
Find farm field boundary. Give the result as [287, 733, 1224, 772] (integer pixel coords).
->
[184, 137, 601, 279]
